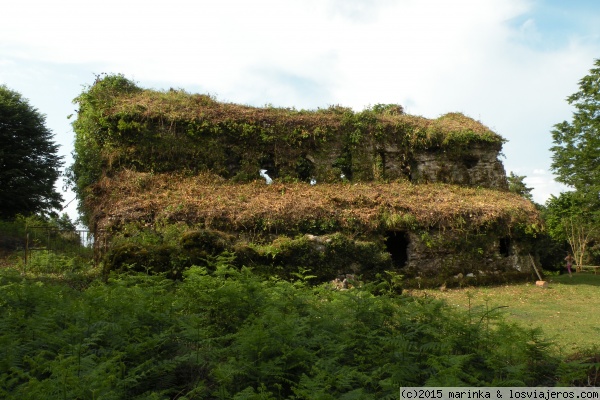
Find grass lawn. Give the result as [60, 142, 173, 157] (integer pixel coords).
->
[408, 272, 600, 355]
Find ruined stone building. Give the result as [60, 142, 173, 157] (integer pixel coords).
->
[72, 75, 540, 286]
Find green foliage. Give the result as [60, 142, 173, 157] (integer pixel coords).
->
[547, 59, 600, 268]
[67, 73, 142, 225]
[507, 172, 534, 201]
[0, 260, 588, 398]
[0, 214, 94, 279]
[543, 191, 600, 266]
[556, 348, 600, 387]
[236, 232, 392, 282]
[551, 59, 600, 194]
[102, 227, 393, 283]
[180, 229, 233, 258]
[544, 192, 584, 242]
[103, 227, 237, 278]
[370, 103, 404, 116]
[0, 85, 63, 218]
[21, 250, 92, 275]
[0, 214, 79, 250]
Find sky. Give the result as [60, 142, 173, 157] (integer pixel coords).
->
[1, 0, 600, 222]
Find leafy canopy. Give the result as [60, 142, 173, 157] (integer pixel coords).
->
[544, 191, 600, 265]
[548, 59, 600, 265]
[0, 85, 63, 218]
[551, 58, 600, 194]
[507, 172, 533, 201]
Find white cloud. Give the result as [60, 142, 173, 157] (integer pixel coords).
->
[512, 165, 570, 205]
[0, 0, 526, 108]
[525, 174, 570, 205]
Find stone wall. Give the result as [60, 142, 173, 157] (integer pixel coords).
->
[409, 144, 508, 189]
[383, 231, 534, 286]
[302, 142, 508, 189]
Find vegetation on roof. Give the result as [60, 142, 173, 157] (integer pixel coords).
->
[89, 170, 539, 236]
[69, 74, 505, 223]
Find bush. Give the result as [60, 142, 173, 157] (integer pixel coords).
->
[22, 250, 91, 274]
[103, 227, 394, 283]
[180, 229, 233, 262]
[0, 262, 590, 399]
[104, 242, 149, 273]
[252, 233, 392, 282]
[104, 229, 237, 278]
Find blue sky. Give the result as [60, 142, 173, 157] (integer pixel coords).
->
[1, 0, 600, 221]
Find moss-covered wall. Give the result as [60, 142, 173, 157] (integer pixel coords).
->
[400, 231, 535, 285]
[101, 224, 536, 287]
[410, 143, 508, 189]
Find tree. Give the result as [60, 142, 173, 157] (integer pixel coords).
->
[507, 172, 533, 201]
[0, 85, 63, 218]
[544, 191, 600, 267]
[550, 58, 600, 194]
[548, 58, 600, 267]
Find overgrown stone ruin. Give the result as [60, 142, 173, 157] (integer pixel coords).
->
[411, 143, 509, 189]
[72, 75, 540, 287]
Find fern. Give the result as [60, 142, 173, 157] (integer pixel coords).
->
[0, 260, 593, 398]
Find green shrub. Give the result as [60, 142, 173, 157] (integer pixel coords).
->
[0, 261, 593, 399]
[104, 242, 149, 274]
[103, 227, 393, 283]
[104, 229, 237, 278]
[253, 233, 392, 282]
[22, 250, 91, 274]
[103, 242, 182, 277]
[180, 229, 233, 261]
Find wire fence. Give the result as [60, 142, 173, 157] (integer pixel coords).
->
[23, 226, 104, 272]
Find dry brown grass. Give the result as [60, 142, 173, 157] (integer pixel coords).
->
[107, 89, 503, 148]
[89, 170, 540, 235]
[78, 80, 528, 241]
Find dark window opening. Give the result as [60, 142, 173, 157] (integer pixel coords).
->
[295, 155, 315, 182]
[376, 151, 386, 179]
[385, 231, 409, 267]
[499, 237, 511, 257]
[259, 153, 278, 179]
[463, 155, 479, 169]
[407, 160, 417, 182]
[333, 147, 353, 180]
